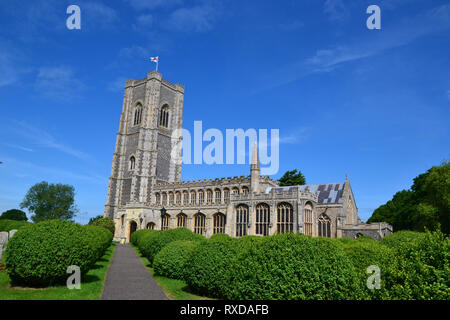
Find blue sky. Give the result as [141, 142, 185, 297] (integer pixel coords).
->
[0, 0, 449, 224]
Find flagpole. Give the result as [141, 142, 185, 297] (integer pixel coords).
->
[156, 60, 158, 72]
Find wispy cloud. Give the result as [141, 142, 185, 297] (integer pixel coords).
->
[126, 0, 183, 10]
[166, 4, 218, 32]
[34, 66, 85, 100]
[83, 2, 118, 29]
[10, 121, 92, 161]
[0, 156, 106, 184]
[323, 0, 349, 22]
[2, 143, 33, 152]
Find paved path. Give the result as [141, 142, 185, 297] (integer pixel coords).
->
[102, 244, 168, 300]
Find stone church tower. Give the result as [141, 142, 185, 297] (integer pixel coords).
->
[104, 71, 184, 219]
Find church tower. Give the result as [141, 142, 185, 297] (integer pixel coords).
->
[104, 71, 184, 220]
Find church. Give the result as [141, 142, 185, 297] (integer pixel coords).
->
[103, 71, 392, 242]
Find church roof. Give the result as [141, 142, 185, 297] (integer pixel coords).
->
[266, 182, 345, 204]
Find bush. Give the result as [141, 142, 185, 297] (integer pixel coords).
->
[4, 220, 108, 287]
[139, 228, 204, 264]
[338, 238, 397, 299]
[131, 229, 154, 246]
[153, 240, 200, 280]
[221, 234, 358, 300]
[184, 235, 241, 298]
[380, 230, 425, 250]
[89, 217, 115, 236]
[0, 219, 30, 232]
[83, 225, 113, 260]
[0, 209, 27, 221]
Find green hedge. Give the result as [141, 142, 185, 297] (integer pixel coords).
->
[380, 230, 425, 249]
[138, 228, 205, 264]
[131, 229, 154, 246]
[4, 220, 111, 287]
[184, 236, 241, 298]
[153, 240, 200, 280]
[0, 219, 31, 232]
[89, 217, 115, 236]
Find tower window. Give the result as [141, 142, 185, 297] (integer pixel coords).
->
[159, 105, 169, 128]
[134, 104, 143, 126]
[129, 156, 136, 170]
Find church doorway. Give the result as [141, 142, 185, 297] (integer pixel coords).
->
[129, 221, 137, 241]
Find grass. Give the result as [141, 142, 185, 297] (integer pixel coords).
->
[130, 244, 212, 300]
[0, 244, 116, 300]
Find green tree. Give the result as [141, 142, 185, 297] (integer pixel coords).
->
[368, 160, 449, 234]
[88, 215, 103, 225]
[278, 169, 306, 186]
[0, 209, 28, 221]
[20, 181, 78, 223]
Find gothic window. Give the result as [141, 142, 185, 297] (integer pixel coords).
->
[161, 213, 170, 230]
[242, 186, 249, 195]
[206, 189, 213, 204]
[190, 191, 197, 204]
[169, 192, 174, 205]
[177, 213, 187, 228]
[198, 190, 204, 204]
[175, 192, 181, 205]
[213, 212, 226, 234]
[183, 191, 189, 205]
[146, 222, 155, 230]
[256, 203, 270, 236]
[235, 204, 249, 237]
[194, 212, 206, 235]
[223, 188, 230, 203]
[121, 214, 125, 227]
[318, 214, 331, 238]
[232, 187, 239, 195]
[159, 104, 169, 128]
[129, 156, 136, 170]
[155, 193, 161, 205]
[304, 203, 313, 236]
[215, 189, 221, 204]
[134, 104, 143, 126]
[277, 203, 294, 234]
[162, 192, 167, 206]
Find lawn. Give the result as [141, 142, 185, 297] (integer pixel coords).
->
[130, 244, 212, 300]
[0, 243, 116, 300]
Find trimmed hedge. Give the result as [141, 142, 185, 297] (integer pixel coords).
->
[131, 229, 154, 246]
[153, 240, 200, 280]
[138, 228, 205, 264]
[380, 230, 425, 249]
[89, 217, 115, 236]
[0, 219, 31, 232]
[4, 220, 112, 287]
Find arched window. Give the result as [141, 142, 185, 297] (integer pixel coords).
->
[161, 213, 170, 230]
[242, 186, 249, 195]
[232, 187, 239, 195]
[146, 222, 155, 230]
[235, 204, 249, 237]
[183, 191, 189, 205]
[134, 103, 143, 126]
[318, 214, 331, 238]
[159, 105, 169, 128]
[169, 192, 174, 205]
[304, 203, 313, 236]
[175, 192, 181, 205]
[256, 203, 270, 236]
[206, 189, 213, 204]
[177, 213, 187, 228]
[162, 192, 167, 206]
[277, 203, 293, 234]
[155, 193, 161, 205]
[129, 156, 136, 170]
[190, 191, 197, 204]
[213, 212, 226, 234]
[198, 190, 204, 204]
[121, 214, 125, 227]
[194, 212, 206, 235]
[223, 188, 230, 203]
[215, 189, 221, 204]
